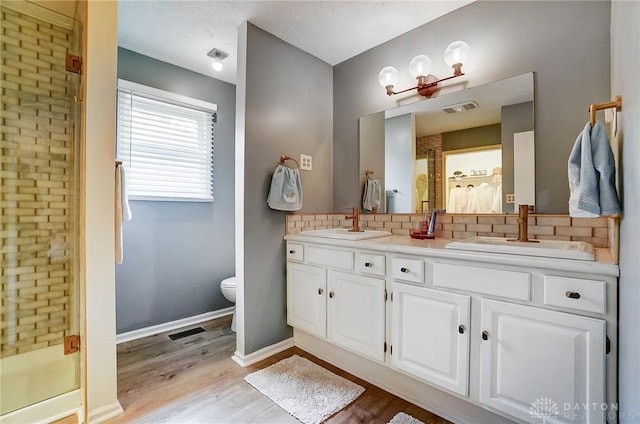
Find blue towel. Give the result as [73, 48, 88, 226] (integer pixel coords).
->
[568, 122, 620, 217]
[267, 164, 303, 211]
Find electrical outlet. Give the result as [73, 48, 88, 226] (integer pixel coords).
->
[506, 194, 516, 203]
[300, 154, 312, 170]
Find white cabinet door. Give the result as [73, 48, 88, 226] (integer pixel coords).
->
[287, 262, 327, 338]
[479, 298, 606, 424]
[328, 271, 386, 363]
[390, 282, 470, 396]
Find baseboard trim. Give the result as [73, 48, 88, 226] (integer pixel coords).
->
[87, 401, 124, 424]
[116, 307, 234, 344]
[232, 337, 295, 367]
[0, 390, 82, 424]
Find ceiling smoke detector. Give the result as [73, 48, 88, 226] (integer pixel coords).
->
[442, 100, 478, 113]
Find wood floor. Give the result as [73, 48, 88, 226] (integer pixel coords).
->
[107, 315, 450, 424]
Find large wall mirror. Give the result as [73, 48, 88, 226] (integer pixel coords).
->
[359, 72, 534, 214]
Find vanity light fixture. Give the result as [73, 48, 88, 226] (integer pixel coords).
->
[207, 48, 228, 72]
[378, 41, 470, 98]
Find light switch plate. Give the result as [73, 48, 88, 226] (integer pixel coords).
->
[300, 154, 312, 170]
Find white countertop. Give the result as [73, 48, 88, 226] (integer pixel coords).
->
[284, 233, 619, 277]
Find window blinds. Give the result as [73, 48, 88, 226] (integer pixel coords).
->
[116, 84, 216, 202]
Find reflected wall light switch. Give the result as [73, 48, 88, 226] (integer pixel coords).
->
[300, 154, 312, 170]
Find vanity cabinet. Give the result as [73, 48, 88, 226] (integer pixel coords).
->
[285, 236, 617, 424]
[286, 262, 327, 338]
[479, 298, 606, 424]
[328, 271, 386, 362]
[390, 282, 470, 396]
[286, 242, 387, 363]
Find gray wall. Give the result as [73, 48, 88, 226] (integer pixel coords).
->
[442, 123, 501, 151]
[240, 23, 333, 353]
[501, 101, 535, 212]
[359, 112, 385, 212]
[334, 1, 610, 214]
[611, 1, 640, 420]
[115, 48, 236, 333]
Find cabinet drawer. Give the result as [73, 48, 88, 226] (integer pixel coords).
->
[307, 245, 354, 270]
[356, 253, 386, 276]
[434, 263, 530, 301]
[391, 257, 424, 283]
[543, 275, 606, 314]
[286, 243, 304, 261]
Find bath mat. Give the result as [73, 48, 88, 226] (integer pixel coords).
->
[244, 354, 364, 424]
[388, 412, 425, 424]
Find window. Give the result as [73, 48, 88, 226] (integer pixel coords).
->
[116, 80, 216, 202]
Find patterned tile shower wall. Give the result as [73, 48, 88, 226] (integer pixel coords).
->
[1, 7, 77, 358]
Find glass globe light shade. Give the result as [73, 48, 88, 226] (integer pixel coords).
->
[444, 41, 470, 68]
[408, 55, 432, 79]
[378, 66, 399, 88]
[212, 60, 223, 72]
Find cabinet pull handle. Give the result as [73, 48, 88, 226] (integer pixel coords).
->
[318, 288, 324, 295]
[565, 291, 581, 299]
[400, 267, 409, 273]
[482, 331, 489, 341]
[458, 325, 465, 334]
[289, 250, 295, 254]
[329, 291, 335, 298]
[365, 262, 373, 267]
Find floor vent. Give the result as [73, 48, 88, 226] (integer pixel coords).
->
[168, 327, 205, 340]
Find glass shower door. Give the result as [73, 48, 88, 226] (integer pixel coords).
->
[1, 2, 82, 416]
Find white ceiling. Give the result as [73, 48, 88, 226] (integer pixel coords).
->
[117, 1, 473, 85]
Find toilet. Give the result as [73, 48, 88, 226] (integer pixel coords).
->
[220, 276, 237, 332]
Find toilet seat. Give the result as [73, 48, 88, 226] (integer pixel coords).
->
[221, 277, 236, 288]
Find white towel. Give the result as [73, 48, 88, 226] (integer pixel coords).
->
[362, 179, 381, 211]
[568, 122, 620, 217]
[115, 163, 132, 264]
[267, 164, 303, 211]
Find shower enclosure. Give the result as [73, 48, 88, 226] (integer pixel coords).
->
[1, 1, 82, 419]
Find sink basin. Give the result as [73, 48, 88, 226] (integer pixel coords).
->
[445, 236, 595, 261]
[298, 228, 392, 241]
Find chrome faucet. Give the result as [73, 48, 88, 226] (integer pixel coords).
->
[345, 206, 363, 232]
[509, 204, 539, 243]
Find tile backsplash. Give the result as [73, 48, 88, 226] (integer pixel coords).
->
[286, 212, 618, 251]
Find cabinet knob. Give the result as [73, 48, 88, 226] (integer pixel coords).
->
[318, 288, 324, 295]
[458, 325, 465, 334]
[289, 250, 295, 254]
[565, 291, 581, 299]
[329, 291, 335, 298]
[365, 262, 373, 267]
[400, 267, 409, 273]
[482, 330, 489, 341]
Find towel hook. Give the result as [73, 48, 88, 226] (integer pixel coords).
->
[279, 155, 299, 168]
[589, 95, 622, 126]
[365, 170, 374, 180]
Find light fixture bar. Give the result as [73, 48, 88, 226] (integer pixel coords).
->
[389, 73, 464, 97]
[379, 41, 469, 98]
